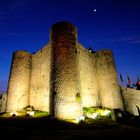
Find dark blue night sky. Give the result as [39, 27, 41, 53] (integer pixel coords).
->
[0, 0, 140, 93]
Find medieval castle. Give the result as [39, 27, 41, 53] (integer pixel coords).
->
[0, 21, 140, 120]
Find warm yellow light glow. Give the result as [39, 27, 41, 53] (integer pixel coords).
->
[87, 112, 99, 119]
[76, 115, 85, 123]
[27, 111, 34, 116]
[100, 110, 111, 116]
[10, 112, 18, 116]
[83, 107, 111, 119]
[82, 95, 96, 107]
[56, 103, 82, 119]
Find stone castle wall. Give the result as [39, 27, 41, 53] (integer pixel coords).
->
[30, 44, 51, 112]
[76, 43, 99, 107]
[121, 87, 140, 116]
[76, 46, 124, 110]
[95, 50, 124, 110]
[4, 21, 133, 120]
[6, 51, 31, 112]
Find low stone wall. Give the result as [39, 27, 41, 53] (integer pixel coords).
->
[0, 93, 7, 113]
[121, 86, 140, 116]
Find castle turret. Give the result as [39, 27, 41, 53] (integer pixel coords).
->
[96, 50, 124, 110]
[6, 51, 31, 112]
[50, 21, 82, 119]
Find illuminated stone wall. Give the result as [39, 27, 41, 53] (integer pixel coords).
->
[0, 93, 7, 112]
[6, 51, 31, 112]
[95, 50, 124, 110]
[121, 87, 140, 116]
[5, 21, 127, 119]
[30, 44, 51, 112]
[50, 22, 82, 119]
[76, 43, 99, 107]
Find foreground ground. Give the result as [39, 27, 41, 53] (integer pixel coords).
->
[0, 117, 140, 139]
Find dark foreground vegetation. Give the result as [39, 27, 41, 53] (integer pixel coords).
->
[0, 115, 140, 140]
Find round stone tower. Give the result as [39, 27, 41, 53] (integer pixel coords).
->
[96, 50, 124, 110]
[50, 21, 82, 120]
[6, 51, 31, 112]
